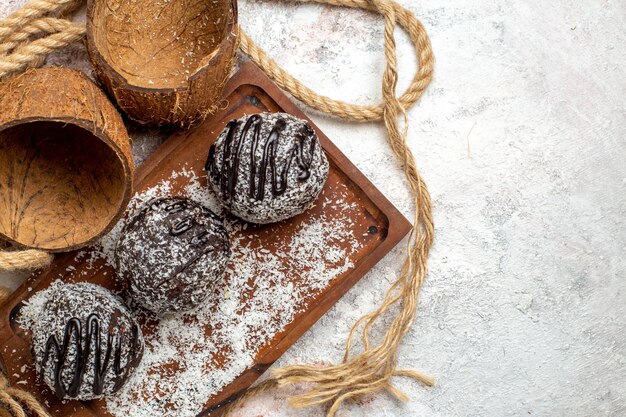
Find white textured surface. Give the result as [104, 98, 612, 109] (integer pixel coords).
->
[1, 0, 625, 416]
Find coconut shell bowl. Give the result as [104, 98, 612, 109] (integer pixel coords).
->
[86, 0, 239, 127]
[0, 67, 133, 252]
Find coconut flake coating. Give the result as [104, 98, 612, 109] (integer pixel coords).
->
[30, 283, 144, 400]
[115, 197, 230, 315]
[205, 112, 329, 224]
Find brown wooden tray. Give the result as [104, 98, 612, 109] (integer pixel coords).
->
[0, 62, 411, 417]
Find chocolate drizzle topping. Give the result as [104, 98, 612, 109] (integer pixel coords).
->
[170, 218, 194, 235]
[42, 314, 141, 399]
[205, 114, 318, 201]
[143, 198, 222, 247]
[137, 197, 231, 286]
[162, 200, 186, 213]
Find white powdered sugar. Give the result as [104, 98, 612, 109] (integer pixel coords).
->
[17, 164, 366, 417]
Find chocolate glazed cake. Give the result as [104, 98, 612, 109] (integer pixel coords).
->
[30, 283, 144, 400]
[115, 197, 230, 315]
[205, 112, 329, 224]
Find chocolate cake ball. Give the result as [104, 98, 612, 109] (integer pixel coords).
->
[115, 197, 230, 314]
[31, 283, 144, 400]
[205, 112, 329, 224]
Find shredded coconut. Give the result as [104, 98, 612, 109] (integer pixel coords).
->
[18, 164, 371, 417]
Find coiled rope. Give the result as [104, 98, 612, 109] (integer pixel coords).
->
[0, 0, 435, 416]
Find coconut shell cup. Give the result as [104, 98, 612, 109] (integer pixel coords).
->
[86, 0, 238, 127]
[0, 67, 133, 252]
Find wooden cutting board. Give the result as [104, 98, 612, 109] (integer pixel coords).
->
[0, 62, 411, 417]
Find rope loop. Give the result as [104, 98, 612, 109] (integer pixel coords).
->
[0, 1, 436, 417]
[226, 0, 435, 415]
[238, 0, 434, 122]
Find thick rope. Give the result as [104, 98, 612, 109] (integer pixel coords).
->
[0, 0, 76, 40]
[0, 287, 52, 417]
[0, 0, 85, 77]
[0, 22, 84, 75]
[0, 249, 54, 271]
[0, 1, 436, 416]
[226, 1, 435, 415]
[238, 0, 434, 122]
[0, 17, 83, 55]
